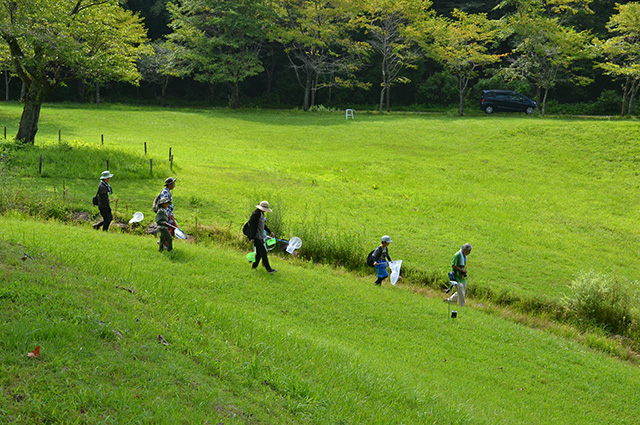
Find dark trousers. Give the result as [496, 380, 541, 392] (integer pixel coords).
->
[96, 206, 112, 231]
[158, 227, 173, 252]
[252, 239, 272, 271]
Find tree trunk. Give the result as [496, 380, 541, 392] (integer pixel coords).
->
[386, 86, 391, 112]
[95, 82, 101, 104]
[3, 70, 9, 101]
[16, 79, 47, 144]
[541, 87, 549, 116]
[229, 81, 240, 109]
[628, 79, 640, 116]
[303, 71, 312, 111]
[378, 85, 385, 113]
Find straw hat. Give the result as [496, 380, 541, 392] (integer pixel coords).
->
[164, 177, 177, 186]
[256, 200, 272, 212]
[100, 170, 113, 180]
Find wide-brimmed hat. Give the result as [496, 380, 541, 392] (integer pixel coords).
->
[100, 170, 113, 180]
[164, 177, 177, 186]
[381, 235, 392, 243]
[256, 200, 272, 212]
[157, 197, 171, 205]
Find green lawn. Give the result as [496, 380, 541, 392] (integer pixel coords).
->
[1, 218, 640, 424]
[1, 103, 639, 302]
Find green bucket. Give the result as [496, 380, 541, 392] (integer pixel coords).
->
[246, 252, 256, 262]
[266, 238, 277, 247]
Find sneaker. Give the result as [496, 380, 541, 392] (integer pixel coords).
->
[268, 269, 278, 274]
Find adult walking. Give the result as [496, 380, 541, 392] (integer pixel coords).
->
[247, 200, 277, 274]
[445, 243, 472, 306]
[154, 177, 178, 236]
[93, 170, 113, 231]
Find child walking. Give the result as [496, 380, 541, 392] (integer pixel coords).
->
[372, 235, 392, 285]
[155, 197, 173, 252]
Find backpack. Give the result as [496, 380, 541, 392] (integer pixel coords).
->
[92, 188, 99, 206]
[242, 220, 251, 238]
[152, 193, 162, 212]
[366, 249, 376, 267]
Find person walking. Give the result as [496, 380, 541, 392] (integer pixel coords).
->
[154, 177, 178, 236]
[93, 170, 113, 231]
[247, 201, 277, 274]
[155, 197, 173, 252]
[445, 243, 473, 306]
[372, 235, 392, 285]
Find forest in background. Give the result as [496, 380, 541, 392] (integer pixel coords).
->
[1, 0, 638, 115]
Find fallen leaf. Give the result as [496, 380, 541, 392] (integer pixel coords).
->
[27, 346, 40, 358]
[157, 334, 169, 345]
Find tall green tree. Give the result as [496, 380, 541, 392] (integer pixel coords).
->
[595, 2, 640, 116]
[357, 0, 433, 112]
[271, 0, 369, 110]
[414, 9, 505, 116]
[0, 0, 150, 143]
[498, 0, 594, 115]
[166, 0, 269, 108]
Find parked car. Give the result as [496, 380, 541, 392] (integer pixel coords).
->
[481, 90, 537, 115]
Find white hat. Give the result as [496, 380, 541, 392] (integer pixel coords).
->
[256, 201, 272, 212]
[100, 170, 113, 180]
[382, 235, 392, 243]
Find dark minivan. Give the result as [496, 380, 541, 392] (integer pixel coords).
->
[481, 90, 537, 115]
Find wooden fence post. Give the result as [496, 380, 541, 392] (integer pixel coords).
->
[169, 147, 172, 160]
[39, 154, 42, 175]
[106, 159, 109, 171]
[58, 130, 61, 143]
[144, 142, 147, 155]
[101, 134, 104, 146]
[170, 155, 173, 170]
[150, 158, 153, 175]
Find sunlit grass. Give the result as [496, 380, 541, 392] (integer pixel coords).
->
[1, 218, 640, 424]
[1, 103, 639, 303]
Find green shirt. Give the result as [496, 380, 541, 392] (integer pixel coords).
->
[451, 250, 467, 283]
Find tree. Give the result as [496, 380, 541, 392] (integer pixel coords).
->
[138, 41, 185, 106]
[498, 0, 594, 115]
[271, 0, 369, 110]
[0, 0, 150, 143]
[595, 2, 640, 116]
[358, 0, 433, 112]
[0, 43, 12, 101]
[414, 9, 505, 116]
[166, 0, 268, 109]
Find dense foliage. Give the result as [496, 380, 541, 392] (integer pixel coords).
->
[2, 1, 640, 115]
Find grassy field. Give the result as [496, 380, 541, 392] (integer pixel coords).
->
[2, 217, 640, 424]
[2, 103, 639, 302]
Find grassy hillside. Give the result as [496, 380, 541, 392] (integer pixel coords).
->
[2, 217, 640, 424]
[1, 103, 639, 303]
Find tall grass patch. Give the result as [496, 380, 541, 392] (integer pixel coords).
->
[562, 271, 640, 338]
[1, 139, 170, 180]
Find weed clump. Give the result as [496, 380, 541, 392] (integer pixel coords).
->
[561, 271, 640, 337]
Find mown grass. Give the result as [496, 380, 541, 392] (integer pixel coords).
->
[2, 217, 640, 424]
[1, 103, 639, 339]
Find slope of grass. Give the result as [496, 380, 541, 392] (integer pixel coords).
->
[1, 103, 639, 303]
[1, 217, 640, 424]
